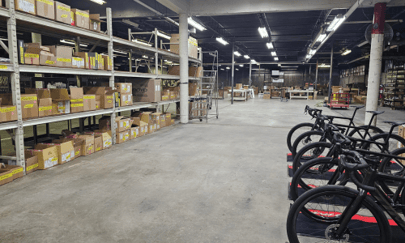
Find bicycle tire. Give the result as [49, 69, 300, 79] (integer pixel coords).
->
[292, 131, 331, 159]
[287, 123, 315, 153]
[362, 133, 405, 153]
[292, 142, 333, 173]
[347, 125, 384, 138]
[287, 186, 391, 243]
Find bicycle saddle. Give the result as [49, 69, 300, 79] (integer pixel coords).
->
[351, 105, 365, 109]
[383, 121, 405, 126]
[366, 111, 385, 115]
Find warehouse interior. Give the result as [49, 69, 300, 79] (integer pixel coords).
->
[1, 0, 405, 242]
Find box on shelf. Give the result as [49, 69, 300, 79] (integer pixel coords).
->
[51, 89, 70, 114]
[72, 57, 85, 69]
[25, 153, 38, 175]
[74, 52, 91, 69]
[85, 87, 114, 109]
[3, 165, 24, 180]
[98, 116, 113, 131]
[40, 45, 57, 66]
[115, 116, 132, 133]
[0, 167, 13, 186]
[47, 45, 73, 68]
[168, 66, 180, 76]
[36, 0, 55, 20]
[120, 94, 133, 107]
[189, 83, 199, 97]
[116, 130, 130, 144]
[70, 87, 84, 113]
[130, 127, 138, 140]
[102, 55, 112, 71]
[29, 144, 58, 170]
[15, 0, 36, 15]
[115, 83, 132, 94]
[83, 94, 96, 111]
[78, 135, 94, 156]
[165, 113, 171, 127]
[71, 9, 90, 29]
[131, 117, 147, 137]
[50, 141, 74, 165]
[170, 34, 198, 59]
[21, 94, 39, 119]
[25, 88, 53, 117]
[24, 43, 41, 65]
[55, 1, 71, 24]
[0, 104, 17, 123]
[152, 112, 162, 130]
[94, 136, 102, 152]
[93, 130, 112, 149]
[131, 79, 161, 103]
[189, 66, 203, 77]
[89, 14, 103, 32]
[160, 114, 166, 128]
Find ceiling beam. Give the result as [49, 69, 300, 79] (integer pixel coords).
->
[156, 0, 190, 14]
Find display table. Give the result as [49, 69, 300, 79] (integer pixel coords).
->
[229, 89, 248, 101]
[288, 90, 314, 100]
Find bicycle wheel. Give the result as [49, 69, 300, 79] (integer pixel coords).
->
[292, 131, 330, 159]
[363, 133, 405, 153]
[290, 157, 341, 201]
[287, 123, 315, 153]
[287, 186, 391, 243]
[292, 142, 333, 173]
[348, 125, 384, 148]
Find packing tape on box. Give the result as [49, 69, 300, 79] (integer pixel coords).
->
[45, 60, 55, 65]
[24, 104, 34, 109]
[71, 103, 84, 107]
[73, 57, 83, 61]
[71, 99, 83, 102]
[84, 95, 95, 99]
[22, 96, 37, 101]
[37, 0, 54, 5]
[25, 53, 39, 58]
[0, 173, 12, 181]
[39, 106, 52, 111]
[12, 168, 24, 175]
[75, 151, 80, 156]
[61, 14, 68, 18]
[0, 65, 8, 70]
[58, 5, 70, 12]
[96, 147, 101, 151]
[57, 58, 72, 63]
[76, 11, 89, 18]
[26, 163, 38, 171]
[1, 107, 16, 113]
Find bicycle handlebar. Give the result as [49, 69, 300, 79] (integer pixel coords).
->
[339, 153, 375, 192]
[305, 105, 322, 118]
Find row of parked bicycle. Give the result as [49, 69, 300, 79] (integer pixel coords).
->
[286, 105, 405, 243]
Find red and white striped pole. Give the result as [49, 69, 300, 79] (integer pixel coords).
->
[365, 2, 386, 126]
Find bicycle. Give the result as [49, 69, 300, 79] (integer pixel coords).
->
[287, 150, 405, 242]
[286, 105, 383, 153]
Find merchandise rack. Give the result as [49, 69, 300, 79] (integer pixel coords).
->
[384, 68, 404, 109]
[0, 1, 202, 173]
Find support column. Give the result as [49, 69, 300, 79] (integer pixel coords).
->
[249, 62, 252, 86]
[328, 43, 334, 103]
[365, 3, 386, 126]
[179, 13, 189, 123]
[231, 43, 235, 104]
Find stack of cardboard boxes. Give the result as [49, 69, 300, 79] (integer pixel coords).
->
[115, 83, 133, 107]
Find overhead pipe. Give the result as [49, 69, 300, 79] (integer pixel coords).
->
[132, 0, 179, 27]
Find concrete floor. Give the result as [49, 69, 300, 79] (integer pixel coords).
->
[0, 97, 404, 243]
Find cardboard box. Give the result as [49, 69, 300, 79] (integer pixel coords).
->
[116, 130, 130, 144]
[72, 57, 85, 69]
[130, 127, 139, 140]
[51, 89, 70, 115]
[171, 119, 175, 125]
[78, 135, 94, 156]
[53, 138, 84, 160]
[71, 9, 90, 29]
[24, 43, 41, 65]
[25, 153, 38, 175]
[55, 1, 71, 24]
[70, 87, 84, 113]
[189, 66, 203, 77]
[0, 169, 13, 186]
[85, 87, 114, 109]
[152, 112, 162, 130]
[168, 66, 180, 76]
[165, 113, 172, 127]
[115, 83, 132, 94]
[115, 116, 132, 132]
[160, 114, 166, 128]
[40, 45, 57, 66]
[47, 45, 73, 68]
[83, 94, 96, 111]
[30, 144, 58, 170]
[3, 165, 24, 180]
[132, 79, 161, 103]
[131, 118, 147, 137]
[189, 83, 199, 97]
[15, 0, 36, 15]
[236, 83, 243, 89]
[36, 0, 55, 19]
[89, 14, 102, 32]
[120, 94, 133, 107]
[75, 52, 91, 69]
[102, 55, 112, 71]
[170, 34, 198, 59]
[47, 141, 74, 165]
[94, 136, 102, 152]
[0, 106, 18, 123]
[20, 94, 38, 119]
[99, 116, 113, 131]
[38, 98, 52, 117]
[93, 130, 112, 149]
[140, 112, 153, 124]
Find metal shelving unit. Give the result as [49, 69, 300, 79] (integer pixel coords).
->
[0, 1, 201, 174]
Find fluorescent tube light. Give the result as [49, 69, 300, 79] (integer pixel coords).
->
[316, 33, 327, 43]
[306, 54, 312, 59]
[132, 39, 153, 47]
[157, 31, 171, 40]
[319, 63, 331, 68]
[114, 50, 128, 55]
[142, 55, 148, 58]
[274, 57, 279, 61]
[341, 49, 352, 56]
[327, 15, 346, 32]
[309, 49, 316, 55]
[244, 55, 250, 59]
[188, 17, 206, 31]
[234, 51, 241, 57]
[266, 42, 274, 49]
[60, 39, 88, 47]
[239, 64, 243, 67]
[258, 27, 269, 38]
[251, 59, 257, 64]
[271, 51, 277, 57]
[357, 41, 368, 47]
[220, 68, 224, 71]
[226, 67, 230, 70]
[90, 0, 106, 5]
[216, 37, 229, 45]
[236, 68, 239, 71]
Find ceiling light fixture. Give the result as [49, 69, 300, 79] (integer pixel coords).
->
[114, 50, 128, 55]
[306, 54, 312, 59]
[244, 55, 250, 59]
[316, 34, 327, 43]
[132, 39, 153, 47]
[220, 68, 224, 71]
[251, 59, 257, 64]
[188, 17, 206, 31]
[226, 67, 230, 70]
[90, 0, 106, 5]
[271, 51, 277, 57]
[319, 63, 331, 68]
[341, 49, 352, 56]
[258, 27, 269, 38]
[266, 42, 274, 49]
[142, 55, 148, 58]
[216, 37, 229, 45]
[236, 68, 239, 71]
[309, 49, 316, 55]
[234, 51, 241, 57]
[157, 31, 171, 40]
[274, 57, 279, 61]
[239, 64, 243, 67]
[327, 14, 346, 32]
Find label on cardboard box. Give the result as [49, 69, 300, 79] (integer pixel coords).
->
[25, 53, 39, 58]
[57, 58, 71, 63]
[24, 104, 34, 108]
[71, 99, 83, 103]
[22, 96, 37, 101]
[19, 0, 35, 13]
[37, 0, 53, 5]
[1, 107, 16, 113]
[62, 152, 71, 163]
[44, 157, 58, 169]
[84, 95, 95, 99]
[39, 106, 52, 111]
[75, 150, 81, 156]
[45, 60, 55, 65]
[124, 134, 129, 141]
[58, 5, 69, 12]
[104, 139, 112, 148]
[71, 104, 84, 108]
